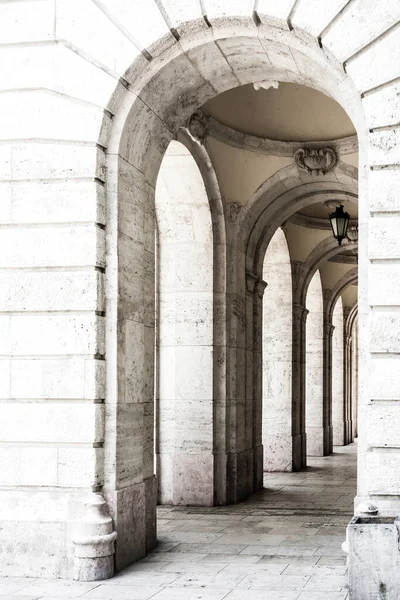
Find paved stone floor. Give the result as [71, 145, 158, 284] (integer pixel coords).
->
[2, 444, 356, 599]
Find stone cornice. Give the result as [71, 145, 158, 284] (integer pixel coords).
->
[203, 111, 358, 157]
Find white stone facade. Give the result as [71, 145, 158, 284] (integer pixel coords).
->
[1, 1, 399, 595]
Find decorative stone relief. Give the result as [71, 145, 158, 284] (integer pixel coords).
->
[294, 147, 337, 175]
[346, 225, 359, 243]
[227, 201, 243, 225]
[231, 295, 245, 329]
[72, 494, 117, 582]
[187, 109, 209, 144]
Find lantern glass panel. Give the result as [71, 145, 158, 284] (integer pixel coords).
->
[329, 204, 350, 245]
[330, 216, 339, 237]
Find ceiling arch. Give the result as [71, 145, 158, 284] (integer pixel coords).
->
[299, 237, 358, 305]
[235, 162, 358, 276]
[327, 269, 358, 322]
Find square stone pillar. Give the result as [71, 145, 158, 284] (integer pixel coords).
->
[292, 302, 308, 469]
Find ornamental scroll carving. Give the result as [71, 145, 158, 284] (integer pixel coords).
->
[187, 109, 209, 144]
[294, 147, 337, 175]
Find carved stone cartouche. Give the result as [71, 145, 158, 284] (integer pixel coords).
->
[294, 147, 337, 175]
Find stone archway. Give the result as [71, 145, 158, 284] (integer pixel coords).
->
[105, 29, 366, 567]
[155, 139, 215, 507]
[2, 0, 400, 582]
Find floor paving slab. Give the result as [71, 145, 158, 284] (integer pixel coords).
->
[3, 444, 356, 600]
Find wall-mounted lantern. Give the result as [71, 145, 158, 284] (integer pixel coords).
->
[329, 204, 350, 246]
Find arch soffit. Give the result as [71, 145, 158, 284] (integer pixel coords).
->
[176, 129, 226, 248]
[99, 17, 367, 303]
[244, 162, 358, 230]
[346, 303, 359, 336]
[327, 268, 358, 322]
[239, 163, 358, 273]
[252, 186, 358, 275]
[299, 237, 358, 304]
[203, 113, 359, 157]
[106, 21, 367, 191]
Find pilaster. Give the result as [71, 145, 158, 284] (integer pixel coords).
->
[323, 289, 335, 455]
[246, 272, 267, 493]
[292, 301, 309, 469]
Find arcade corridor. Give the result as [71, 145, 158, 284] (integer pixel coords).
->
[3, 445, 355, 599]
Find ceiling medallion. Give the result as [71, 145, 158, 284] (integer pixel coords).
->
[294, 147, 337, 176]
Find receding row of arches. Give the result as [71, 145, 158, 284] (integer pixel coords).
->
[99, 22, 367, 574]
[151, 138, 358, 508]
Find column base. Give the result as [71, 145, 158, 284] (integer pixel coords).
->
[214, 452, 228, 505]
[264, 435, 293, 472]
[105, 475, 157, 572]
[348, 515, 400, 599]
[0, 489, 103, 578]
[254, 444, 264, 491]
[292, 433, 306, 470]
[324, 424, 333, 455]
[157, 453, 214, 506]
[345, 419, 353, 444]
[307, 426, 325, 457]
[301, 432, 307, 467]
[333, 420, 346, 446]
[158, 449, 263, 508]
[227, 448, 263, 503]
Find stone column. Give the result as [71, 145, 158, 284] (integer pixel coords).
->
[253, 276, 268, 487]
[351, 322, 358, 440]
[343, 307, 351, 445]
[292, 302, 308, 470]
[291, 261, 308, 470]
[245, 272, 267, 495]
[321, 289, 334, 455]
[345, 333, 353, 444]
[323, 319, 335, 455]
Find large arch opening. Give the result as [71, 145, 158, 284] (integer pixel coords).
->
[262, 228, 293, 471]
[332, 296, 345, 446]
[155, 140, 214, 506]
[305, 270, 324, 457]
